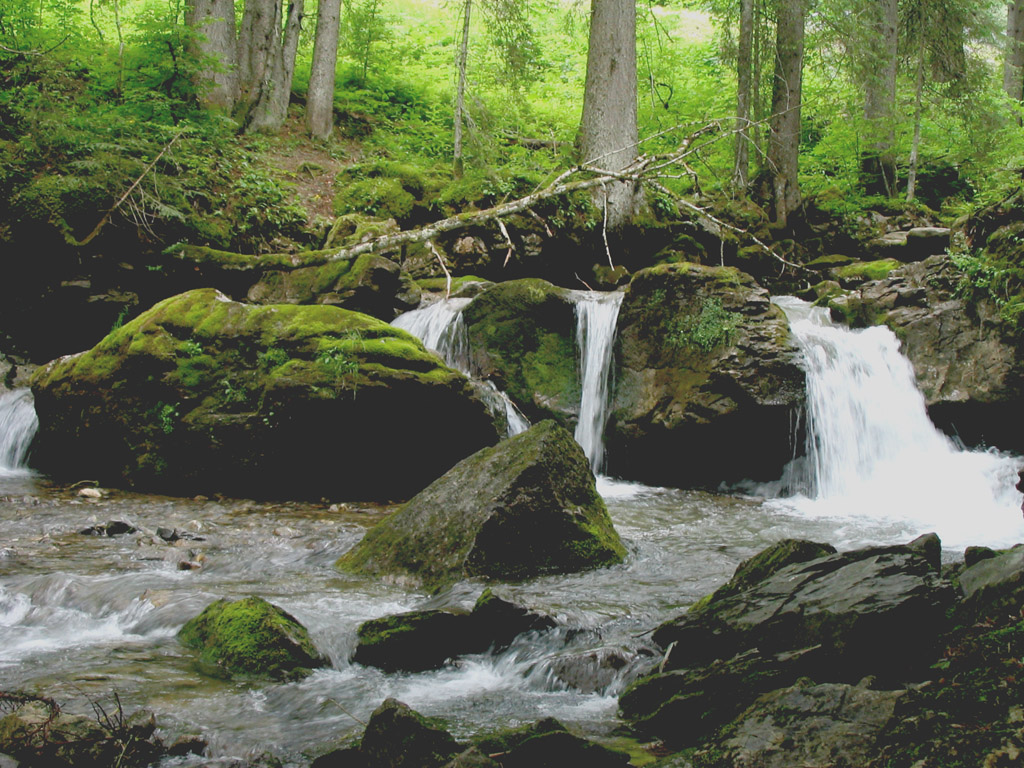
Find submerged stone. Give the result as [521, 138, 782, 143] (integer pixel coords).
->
[338, 420, 626, 591]
[177, 596, 326, 681]
[30, 288, 499, 500]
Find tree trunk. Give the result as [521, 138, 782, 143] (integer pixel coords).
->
[578, 0, 641, 229]
[235, 0, 278, 119]
[186, 0, 237, 111]
[1006, 0, 1024, 119]
[859, 0, 898, 197]
[733, 0, 754, 192]
[906, 38, 926, 203]
[306, 0, 341, 139]
[767, 0, 804, 228]
[453, 0, 471, 178]
[247, 0, 304, 133]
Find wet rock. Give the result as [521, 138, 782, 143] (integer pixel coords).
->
[474, 717, 631, 767]
[352, 589, 557, 672]
[442, 747, 500, 767]
[906, 226, 951, 260]
[177, 596, 327, 681]
[697, 679, 904, 768]
[79, 520, 137, 536]
[547, 647, 643, 694]
[30, 288, 499, 500]
[964, 545, 998, 568]
[338, 421, 626, 591]
[865, 230, 909, 261]
[359, 699, 461, 768]
[607, 263, 805, 487]
[167, 735, 207, 756]
[76, 487, 103, 499]
[957, 546, 1024, 618]
[461, 279, 580, 427]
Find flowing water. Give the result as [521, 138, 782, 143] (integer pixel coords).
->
[1, 294, 1022, 765]
[573, 291, 624, 473]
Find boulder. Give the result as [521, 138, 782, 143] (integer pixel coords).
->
[698, 679, 904, 768]
[461, 279, 580, 427]
[358, 699, 461, 768]
[177, 596, 327, 681]
[831, 255, 1024, 451]
[337, 420, 626, 591]
[352, 589, 557, 672]
[607, 263, 805, 487]
[247, 253, 421, 321]
[620, 539, 956, 747]
[957, 545, 1024, 618]
[864, 230, 909, 261]
[474, 717, 631, 768]
[29, 288, 499, 500]
[906, 226, 951, 260]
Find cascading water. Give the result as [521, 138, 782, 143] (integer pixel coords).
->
[392, 299, 530, 436]
[573, 292, 623, 474]
[0, 388, 38, 477]
[771, 296, 1024, 549]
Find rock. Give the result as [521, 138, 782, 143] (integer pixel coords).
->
[474, 717, 631, 768]
[547, 647, 642, 694]
[607, 263, 805, 487]
[958, 546, 1024, 618]
[620, 540, 956, 747]
[836, 255, 1023, 452]
[906, 226, 951, 259]
[76, 487, 103, 499]
[338, 420, 626, 591]
[865, 230, 909, 261]
[30, 288, 499, 500]
[0, 700, 113, 767]
[79, 520, 137, 536]
[442, 747, 500, 767]
[698, 679, 904, 768]
[248, 253, 421, 321]
[353, 589, 556, 672]
[359, 699, 461, 768]
[461, 279, 580, 427]
[965, 545, 998, 568]
[177, 596, 327, 680]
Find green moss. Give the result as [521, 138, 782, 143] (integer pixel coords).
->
[833, 258, 902, 283]
[415, 275, 489, 293]
[666, 297, 743, 353]
[177, 596, 325, 681]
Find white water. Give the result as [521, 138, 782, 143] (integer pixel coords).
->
[770, 296, 1024, 550]
[573, 292, 624, 474]
[0, 388, 38, 477]
[392, 298, 530, 436]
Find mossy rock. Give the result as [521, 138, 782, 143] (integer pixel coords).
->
[30, 288, 498, 499]
[338, 420, 626, 591]
[461, 279, 580, 427]
[474, 717, 631, 767]
[832, 258, 902, 286]
[359, 698, 461, 768]
[177, 596, 326, 681]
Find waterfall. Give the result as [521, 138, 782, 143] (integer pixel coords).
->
[772, 296, 1024, 549]
[393, 299, 530, 436]
[0, 389, 38, 476]
[573, 291, 624, 474]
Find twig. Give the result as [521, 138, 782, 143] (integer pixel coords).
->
[427, 240, 452, 299]
[497, 219, 515, 267]
[601, 193, 614, 268]
[74, 129, 185, 247]
[324, 698, 367, 726]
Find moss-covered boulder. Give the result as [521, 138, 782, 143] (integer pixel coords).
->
[29, 288, 499, 499]
[338, 420, 626, 591]
[607, 263, 805, 487]
[473, 717, 631, 768]
[177, 596, 326, 681]
[360, 698, 461, 768]
[461, 279, 580, 427]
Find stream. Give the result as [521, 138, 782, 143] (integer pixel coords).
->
[2, 295, 1023, 766]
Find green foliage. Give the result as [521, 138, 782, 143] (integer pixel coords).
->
[342, 0, 392, 86]
[668, 297, 742, 353]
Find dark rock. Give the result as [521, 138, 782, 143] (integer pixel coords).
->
[79, 520, 137, 536]
[442, 747, 500, 767]
[957, 546, 1024, 618]
[607, 263, 805, 487]
[352, 589, 557, 672]
[177, 596, 327, 681]
[906, 226, 951, 260]
[461, 279, 580, 427]
[156, 527, 179, 541]
[475, 718, 630, 768]
[30, 289, 499, 500]
[964, 545, 997, 568]
[338, 421, 626, 591]
[547, 647, 645, 694]
[907, 532, 942, 574]
[865, 230, 909, 261]
[167, 735, 207, 756]
[359, 699, 460, 768]
[697, 679, 904, 768]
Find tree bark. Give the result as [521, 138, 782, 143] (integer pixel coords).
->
[859, 0, 898, 197]
[578, 0, 641, 229]
[306, 0, 341, 139]
[767, 0, 804, 228]
[247, 0, 304, 133]
[906, 37, 926, 202]
[235, 0, 278, 119]
[453, 0, 471, 178]
[186, 0, 237, 111]
[733, 0, 754, 191]
[1006, 0, 1024, 118]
